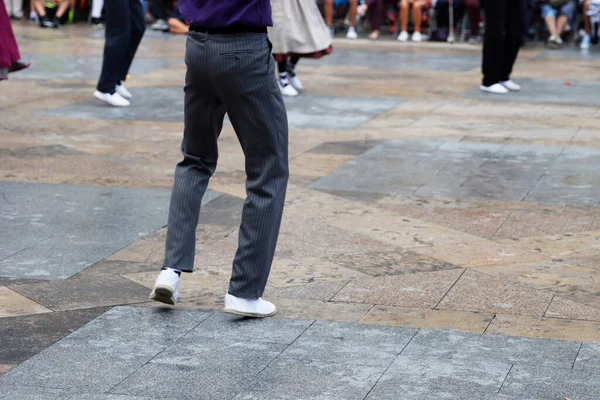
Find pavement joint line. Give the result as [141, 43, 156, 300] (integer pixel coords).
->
[496, 363, 514, 394]
[490, 210, 513, 239]
[105, 310, 215, 395]
[483, 314, 497, 333]
[327, 280, 352, 301]
[360, 328, 420, 400]
[543, 295, 556, 318]
[433, 268, 467, 310]
[357, 304, 376, 324]
[571, 342, 583, 369]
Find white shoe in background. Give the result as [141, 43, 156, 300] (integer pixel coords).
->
[500, 80, 521, 92]
[150, 269, 180, 305]
[346, 27, 358, 39]
[288, 75, 304, 92]
[116, 84, 132, 99]
[279, 81, 299, 97]
[397, 31, 409, 42]
[480, 83, 510, 94]
[411, 31, 422, 42]
[94, 91, 131, 107]
[224, 293, 276, 318]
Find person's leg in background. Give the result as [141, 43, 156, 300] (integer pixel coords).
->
[481, 0, 509, 92]
[118, 0, 145, 98]
[95, 0, 132, 106]
[150, 0, 168, 30]
[347, 0, 359, 38]
[398, 0, 411, 40]
[324, 0, 335, 35]
[366, 0, 383, 39]
[286, 56, 303, 92]
[555, 1, 575, 38]
[276, 57, 299, 97]
[498, 0, 524, 90]
[542, 4, 560, 43]
[33, 0, 52, 26]
[581, 0, 592, 48]
[463, 0, 481, 42]
[435, 0, 450, 40]
[6, 0, 24, 18]
[91, 0, 103, 27]
[411, 0, 425, 41]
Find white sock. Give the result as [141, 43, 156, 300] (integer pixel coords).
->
[91, 0, 104, 19]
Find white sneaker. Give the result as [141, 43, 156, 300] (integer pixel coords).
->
[150, 269, 180, 305]
[93, 91, 131, 107]
[288, 75, 304, 92]
[224, 293, 276, 318]
[411, 31, 422, 42]
[151, 19, 168, 31]
[480, 83, 510, 94]
[500, 80, 521, 92]
[279, 81, 299, 97]
[346, 27, 358, 40]
[397, 31, 409, 42]
[116, 84, 132, 99]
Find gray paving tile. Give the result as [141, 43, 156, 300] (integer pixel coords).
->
[462, 78, 600, 106]
[281, 320, 417, 367]
[365, 356, 511, 400]
[39, 89, 401, 129]
[573, 343, 600, 370]
[0, 307, 210, 392]
[0, 307, 109, 364]
[111, 361, 256, 400]
[11, 275, 150, 311]
[233, 358, 383, 400]
[306, 48, 480, 72]
[0, 385, 151, 400]
[149, 336, 286, 367]
[309, 140, 380, 156]
[187, 313, 314, 344]
[500, 365, 600, 400]
[0, 181, 220, 280]
[16, 54, 181, 80]
[402, 330, 580, 368]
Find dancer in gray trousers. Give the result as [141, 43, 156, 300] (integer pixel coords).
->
[150, 0, 289, 318]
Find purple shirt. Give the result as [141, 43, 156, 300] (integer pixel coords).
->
[178, 0, 272, 28]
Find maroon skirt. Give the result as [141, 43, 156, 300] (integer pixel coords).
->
[273, 46, 333, 63]
[0, 0, 21, 69]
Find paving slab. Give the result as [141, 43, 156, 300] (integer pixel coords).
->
[0, 385, 152, 400]
[462, 78, 600, 106]
[500, 365, 600, 400]
[39, 90, 402, 129]
[0, 181, 220, 280]
[573, 343, 600, 370]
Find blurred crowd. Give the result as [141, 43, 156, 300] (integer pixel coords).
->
[5, 0, 599, 49]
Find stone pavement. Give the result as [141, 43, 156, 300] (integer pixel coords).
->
[2, 22, 600, 398]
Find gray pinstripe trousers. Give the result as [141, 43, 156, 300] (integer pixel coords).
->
[162, 31, 289, 299]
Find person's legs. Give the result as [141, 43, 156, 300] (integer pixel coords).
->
[463, 0, 480, 36]
[211, 34, 289, 299]
[161, 32, 226, 275]
[584, 0, 591, 34]
[91, 0, 103, 19]
[482, 0, 507, 86]
[55, 0, 69, 17]
[97, 0, 131, 94]
[119, 0, 145, 85]
[556, 1, 574, 35]
[413, 0, 423, 32]
[500, 0, 525, 82]
[541, 5, 558, 37]
[151, 0, 168, 20]
[400, 0, 410, 32]
[367, 0, 383, 34]
[348, 0, 358, 27]
[324, 0, 334, 26]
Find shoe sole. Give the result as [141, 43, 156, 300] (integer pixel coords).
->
[223, 307, 277, 318]
[480, 86, 509, 95]
[150, 286, 176, 305]
[94, 91, 130, 107]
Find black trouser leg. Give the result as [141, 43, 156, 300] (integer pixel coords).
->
[482, 0, 508, 86]
[500, 0, 525, 81]
[97, 0, 131, 93]
[120, 0, 145, 83]
[151, 0, 168, 20]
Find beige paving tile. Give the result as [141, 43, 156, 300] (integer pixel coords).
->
[437, 270, 553, 317]
[0, 364, 16, 377]
[332, 269, 464, 308]
[474, 260, 600, 308]
[264, 281, 349, 301]
[289, 153, 355, 179]
[0, 287, 52, 318]
[495, 231, 600, 258]
[545, 296, 600, 322]
[413, 240, 548, 268]
[494, 211, 594, 239]
[360, 305, 493, 333]
[420, 208, 509, 239]
[264, 297, 373, 322]
[487, 314, 600, 343]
